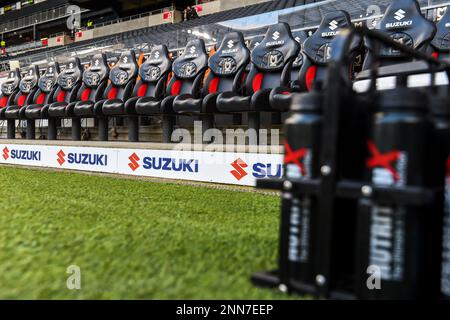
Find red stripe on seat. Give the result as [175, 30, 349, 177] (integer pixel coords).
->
[305, 66, 317, 92]
[0, 96, 8, 107]
[17, 94, 27, 106]
[252, 73, 263, 93]
[108, 86, 118, 99]
[137, 83, 148, 97]
[36, 93, 46, 105]
[171, 79, 182, 96]
[81, 88, 91, 101]
[57, 90, 66, 102]
[208, 77, 219, 94]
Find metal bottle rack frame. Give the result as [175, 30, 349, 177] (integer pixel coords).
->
[251, 26, 450, 299]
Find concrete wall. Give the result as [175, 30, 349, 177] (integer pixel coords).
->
[195, 1, 221, 16]
[48, 35, 73, 47]
[75, 29, 94, 42]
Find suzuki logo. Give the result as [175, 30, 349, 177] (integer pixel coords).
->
[227, 40, 234, 49]
[69, 63, 74, 69]
[57, 150, 66, 165]
[272, 31, 280, 41]
[394, 9, 406, 21]
[189, 46, 196, 54]
[230, 158, 248, 181]
[2, 147, 9, 160]
[94, 59, 99, 66]
[154, 51, 160, 58]
[329, 20, 338, 30]
[128, 153, 140, 171]
[123, 56, 128, 63]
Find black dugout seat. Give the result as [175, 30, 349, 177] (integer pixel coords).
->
[0, 68, 21, 117]
[363, 0, 436, 69]
[97, 50, 138, 140]
[47, 58, 83, 118]
[135, 39, 208, 143]
[4, 65, 40, 120]
[298, 10, 361, 93]
[46, 58, 83, 139]
[126, 45, 171, 141]
[22, 62, 60, 139]
[216, 23, 300, 132]
[173, 32, 250, 135]
[0, 69, 21, 139]
[431, 6, 450, 58]
[69, 53, 110, 140]
[269, 30, 308, 112]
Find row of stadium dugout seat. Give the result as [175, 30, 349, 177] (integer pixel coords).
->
[0, 0, 449, 142]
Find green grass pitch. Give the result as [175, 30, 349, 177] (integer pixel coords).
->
[0, 166, 293, 299]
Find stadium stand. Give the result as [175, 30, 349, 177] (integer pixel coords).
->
[0, 0, 449, 143]
[1, 0, 450, 301]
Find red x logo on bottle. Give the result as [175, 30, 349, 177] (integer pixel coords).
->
[284, 142, 307, 176]
[366, 140, 401, 182]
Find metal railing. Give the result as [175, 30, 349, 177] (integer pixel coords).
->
[78, 6, 175, 31]
[0, 5, 89, 34]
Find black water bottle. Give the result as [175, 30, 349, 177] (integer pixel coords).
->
[278, 89, 322, 290]
[356, 79, 431, 299]
[430, 94, 450, 299]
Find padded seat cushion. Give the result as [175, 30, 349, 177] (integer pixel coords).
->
[102, 99, 125, 116]
[217, 92, 252, 112]
[269, 86, 294, 112]
[135, 97, 162, 115]
[4, 105, 22, 119]
[173, 94, 203, 114]
[48, 102, 69, 117]
[74, 101, 95, 117]
[25, 104, 44, 119]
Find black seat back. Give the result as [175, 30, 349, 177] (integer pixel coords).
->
[78, 53, 110, 103]
[14, 65, 40, 107]
[167, 39, 208, 97]
[299, 10, 359, 91]
[246, 23, 300, 95]
[431, 6, 450, 56]
[245, 35, 265, 72]
[0, 68, 21, 108]
[364, 0, 436, 67]
[32, 62, 60, 105]
[104, 50, 138, 101]
[132, 45, 171, 99]
[204, 31, 250, 95]
[53, 58, 83, 104]
[291, 30, 308, 87]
